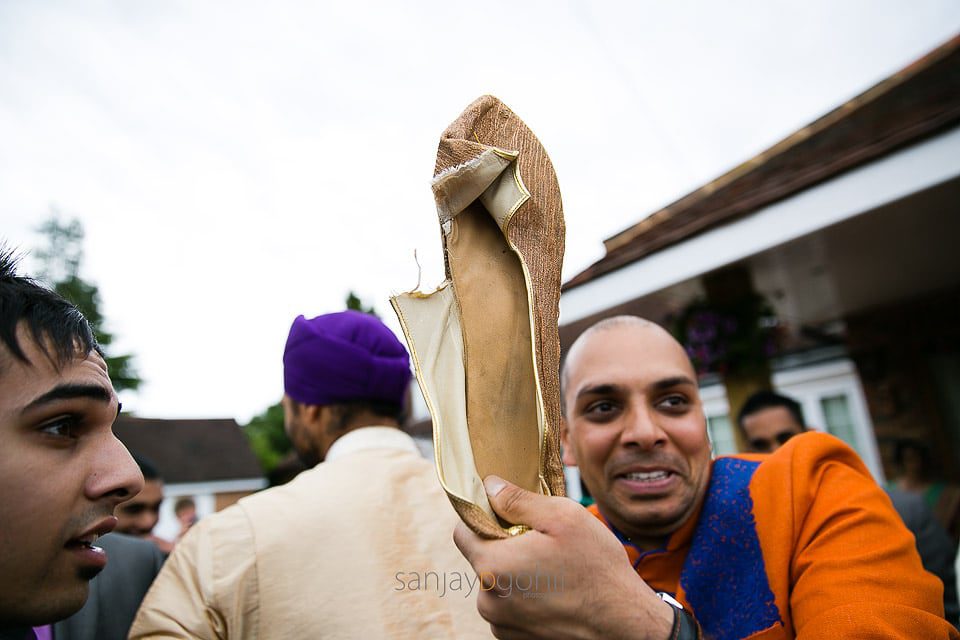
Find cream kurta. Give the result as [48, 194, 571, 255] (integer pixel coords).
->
[129, 428, 492, 639]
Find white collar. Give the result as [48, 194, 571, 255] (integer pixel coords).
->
[324, 426, 421, 463]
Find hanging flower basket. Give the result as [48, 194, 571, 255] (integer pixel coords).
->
[669, 294, 781, 376]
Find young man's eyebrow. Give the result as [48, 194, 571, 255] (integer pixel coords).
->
[23, 383, 113, 412]
[650, 376, 697, 391]
[575, 383, 622, 400]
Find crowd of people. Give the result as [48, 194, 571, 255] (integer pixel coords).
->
[2, 245, 959, 639]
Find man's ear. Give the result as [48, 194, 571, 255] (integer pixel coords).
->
[560, 416, 578, 466]
[302, 403, 325, 428]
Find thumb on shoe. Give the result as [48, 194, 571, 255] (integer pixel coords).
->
[484, 475, 560, 532]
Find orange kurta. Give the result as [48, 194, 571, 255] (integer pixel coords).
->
[590, 432, 957, 639]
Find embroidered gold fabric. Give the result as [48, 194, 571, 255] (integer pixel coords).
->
[391, 95, 566, 538]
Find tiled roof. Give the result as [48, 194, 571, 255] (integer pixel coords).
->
[564, 35, 960, 290]
[115, 416, 263, 484]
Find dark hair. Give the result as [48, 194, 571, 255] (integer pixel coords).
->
[737, 390, 805, 430]
[174, 497, 195, 514]
[0, 247, 100, 371]
[893, 439, 931, 469]
[327, 399, 404, 432]
[132, 454, 162, 481]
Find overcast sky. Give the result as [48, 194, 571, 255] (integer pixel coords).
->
[2, 1, 959, 423]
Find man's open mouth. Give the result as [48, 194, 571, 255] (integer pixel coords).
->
[65, 534, 103, 552]
[66, 516, 117, 554]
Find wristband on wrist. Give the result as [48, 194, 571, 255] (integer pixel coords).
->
[656, 592, 702, 640]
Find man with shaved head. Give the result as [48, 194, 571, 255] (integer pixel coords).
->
[454, 316, 957, 639]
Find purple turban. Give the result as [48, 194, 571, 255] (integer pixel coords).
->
[283, 311, 412, 407]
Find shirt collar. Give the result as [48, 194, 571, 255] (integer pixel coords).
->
[325, 426, 421, 463]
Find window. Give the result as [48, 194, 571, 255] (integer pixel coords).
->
[706, 413, 738, 457]
[820, 394, 857, 448]
[700, 384, 738, 457]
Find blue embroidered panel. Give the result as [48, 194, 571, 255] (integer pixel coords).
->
[680, 458, 781, 640]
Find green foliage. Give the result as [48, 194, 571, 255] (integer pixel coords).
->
[35, 214, 142, 392]
[243, 402, 291, 473]
[35, 216, 83, 283]
[345, 291, 378, 317]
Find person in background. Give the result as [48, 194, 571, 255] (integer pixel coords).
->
[173, 497, 197, 542]
[735, 389, 805, 454]
[115, 456, 173, 554]
[130, 311, 491, 638]
[0, 250, 142, 639]
[893, 439, 960, 544]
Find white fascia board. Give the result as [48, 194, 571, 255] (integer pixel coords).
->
[561, 125, 960, 325]
[164, 478, 267, 496]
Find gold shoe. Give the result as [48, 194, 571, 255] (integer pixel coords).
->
[391, 95, 566, 539]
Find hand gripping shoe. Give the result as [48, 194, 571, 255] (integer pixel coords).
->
[391, 95, 566, 539]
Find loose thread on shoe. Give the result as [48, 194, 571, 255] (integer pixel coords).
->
[413, 249, 422, 292]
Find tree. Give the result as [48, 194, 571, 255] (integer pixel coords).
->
[35, 214, 142, 392]
[345, 290, 378, 317]
[244, 402, 291, 473]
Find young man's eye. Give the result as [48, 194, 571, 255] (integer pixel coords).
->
[584, 400, 619, 417]
[657, 395, 689, 411]
[120, 503, 146, 515]
[776, 431, 797, 445]
[39, 416, 81, 439]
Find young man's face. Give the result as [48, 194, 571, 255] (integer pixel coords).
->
[0, 326, 143, 627]
[116, 478, 163, 537]
[175, 504, 197, 527]
[741, 406, 804, 453]
[561, 322, 712, 550]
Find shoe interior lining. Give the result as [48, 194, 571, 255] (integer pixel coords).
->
[392, 148, 546, 530]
